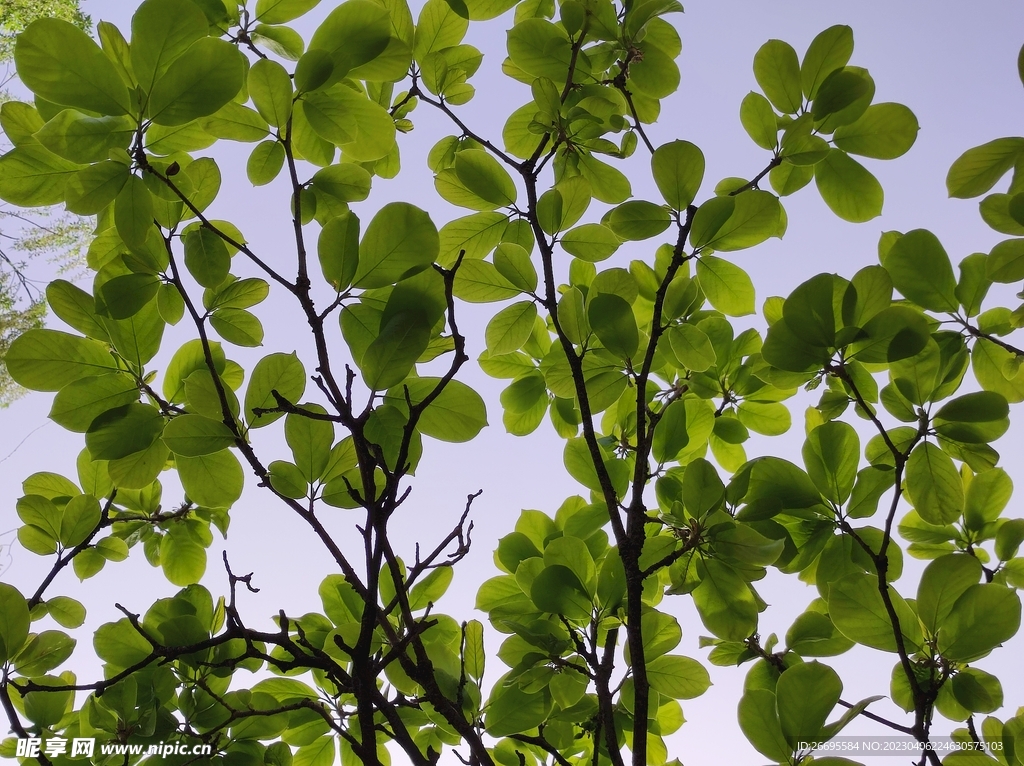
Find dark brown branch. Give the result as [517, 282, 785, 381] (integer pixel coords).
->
[27, 494, 117, 609]
[728, 156, 783, 196]
[836, 699, 914, 735]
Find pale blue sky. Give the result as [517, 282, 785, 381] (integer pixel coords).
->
[3, 1, 1024, 763]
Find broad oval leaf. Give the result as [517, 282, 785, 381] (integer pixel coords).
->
[15, 19, 130, 115]
[162, 414, 236, 456]
[353, 202, 439, 288]
[814, 149, 883, 222]
[148, 38, 246, 126]
[905, 442, 964, 525]
[651, 140, 705, 211]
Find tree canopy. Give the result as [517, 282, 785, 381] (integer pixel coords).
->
[0, 2, 1023, 766]
[0, 0, 93, 408]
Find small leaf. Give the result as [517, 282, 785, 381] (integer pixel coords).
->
[651, 140, 705, 210]
[815, 149, 883, 222]
[905, 442, 964, 525]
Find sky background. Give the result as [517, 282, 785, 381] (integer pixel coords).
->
[3, 1, 1024, 764]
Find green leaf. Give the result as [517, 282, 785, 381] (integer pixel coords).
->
[563, 437, 627, 496]
[753, 39, 802, 114]
[848, 305, 930, 364]
[49, 373, 139, 432]
[285, 407, 334, 482]
[588, 293, 639, 359]
[114, 175, 154, 254]
[607, 200, 671, 241]
[964, 467, 1012, 531]
[408, 565, 454, 610]
[668, 324, 716, 372]
[737, 401, 790, 436]
[353, 202, 439, 288]
[738, 689, 791, 762]
[652, 400, 691, 463]
[94, 618, 154, 667]
[318, 210, 360, 291]
[0, 584, 31, 664]
[486, 301, 537, 355]
[739, 92, 778, 150]
[646, 655, 711, 700]
[161, 526, 207, 586]
[485, 684, 550, 737]
[802, 421, 859, 504]
[530, 564, 591, 619]
[437, 212, 507, 266]
[256, 0, 322, 24]
[184, 226, 230, 289]
[883, 228, 958, 312]
[938, 584, 1021, 662]
[148, 38, 246, 126]
[946, 138, 1024, 199]
[811, 69, 871, 121]
[385, 378, 487, 442]
[682, 458, 724, 516]
[13, 630, 75, 679]
[833, 103, 919, 160]
[934, 391, 1010, 444]
[814, 149, 883, 222]
[247, 140, 285, 186]
[46, 597, 86, 629]
[35, 111, 134, 164]
[7, 329, 116, 392]
[906, 442, 964, 525]
[250, 59, 294, 128]
[784, 611, 854, 657]
[776, 661, 842, 746]
[692, 195, 733, 249]
[177, 449, 244, 508]
[59, 494, 100, 547]
[707, 191, 782, 251]
[696, 256, 755, 316]
[493, 242, 537, 290]
[245, 352, 306, 427]
[252, 24, 306, 60]
[299, 92, 354, 144]
[556, 287, 589, 346]
[916, 554, 982, 635]
[651, 140, 705, 210]
[15, 19, 130, 116]
[269, 460, 309, 498]
[0, 145, 82, 207]
[361, 312, 430, 389]
[0, 101, 44, 146]
[162, 414, 236, 456]
[131, 0, 210, 95]
[507, 18, 574, 81]
[66, 161, 130, 215]
[577, 153, 631, 204]
[312, 163, 372, 204]
[101, 273, 160, 320]
[693, 560, 758, 641]
[414, 0, 468, 61]
[827, 573, 922, 653]
[951, 668, 1003, 714]
[85, 402, 164, 460]
[801, 25, 853, 99]
[987, 238, 1024, 283]
[210, 308, 264, 347]
[454, 149, 517, 207]
[308, 1, 392, 82]
[846, 466, 895, 519]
